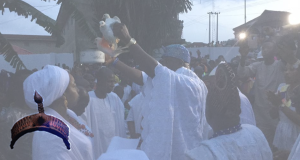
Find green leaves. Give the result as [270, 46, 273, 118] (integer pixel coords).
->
[0, 32, 27, 71]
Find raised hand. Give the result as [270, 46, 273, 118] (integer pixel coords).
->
[112, 23, 132, 44]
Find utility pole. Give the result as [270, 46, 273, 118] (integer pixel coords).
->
[244, 0, 246, 23]
[208, 12, 213, 44]
[215, 12, 220, 43]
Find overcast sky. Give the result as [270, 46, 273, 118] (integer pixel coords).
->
[0, 0, 299, 43]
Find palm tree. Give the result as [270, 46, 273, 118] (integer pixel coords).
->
[0, 0, 192, 71]
[0, 0, 96, 71]
[92, 0, 192, 52]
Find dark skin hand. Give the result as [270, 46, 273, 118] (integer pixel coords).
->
[106, 23, 158, 85]
[267, 91, 300, 127]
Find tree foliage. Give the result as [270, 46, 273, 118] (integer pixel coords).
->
[92, 0, 192, 52]
[0, 32, 27, 71]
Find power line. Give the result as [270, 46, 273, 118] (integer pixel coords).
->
[0, 5, 60, 25]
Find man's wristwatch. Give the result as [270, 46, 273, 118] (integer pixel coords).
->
[126, 38, 136, 47]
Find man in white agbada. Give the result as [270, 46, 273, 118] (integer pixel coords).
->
[23, 65, 93, 160]
[288, 134, 300, 160]
[103, 23, 208, 160]
[82, 67, 126, 158]
[210, 62, 256, 126]
[186, 63, 272, 160]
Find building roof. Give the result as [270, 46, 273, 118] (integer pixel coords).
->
[11, 45, 34, 55]
[3, 34, 56, 42]
[233, 10, 290, 33]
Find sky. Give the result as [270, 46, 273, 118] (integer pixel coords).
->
[0, 0, 299, 43]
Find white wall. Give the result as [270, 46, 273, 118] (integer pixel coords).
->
[188, 47, 240, 61]
[0, 53, 73, 73]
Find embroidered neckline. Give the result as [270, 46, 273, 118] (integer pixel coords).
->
[210, 124, 242, 139]
[66, 115, 94, 138]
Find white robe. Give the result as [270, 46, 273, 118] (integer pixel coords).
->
[185, 124, 273, 160]
[32, 108, 93, 160]
[82, 91, 126, 159]
[126, 93, 144, 134]
[140, 65, 208, 160]
[288, 134, 300, 160]
[239, 90, 256, 126]
[115, 84, 132, 103]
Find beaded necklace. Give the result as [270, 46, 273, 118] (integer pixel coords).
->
[66, 115, 94, 138]
[210, 124, 242, 139]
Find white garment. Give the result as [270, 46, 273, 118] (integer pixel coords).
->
[32, 108, 93, 160]
[115, 84, 132, 103]
[67, 109, 94, 145]
[98, 150, 149, 160]
[132, 83, 143, 95]
[23, 65, 70, 109]
[185, 124, 273, 160]
[288, 134, 300, 160]
[126, 93, 144, 134]
[273, 84, 300, 151]
[239, 90, 256, 126]
[140, 65, 208, 160]
[82, 91, 126, 158]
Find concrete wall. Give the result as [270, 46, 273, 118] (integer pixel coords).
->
[0, 53, 74, 73]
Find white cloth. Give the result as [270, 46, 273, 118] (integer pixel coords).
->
[98, 150, 149, 160]
[67, 109, 94, 145]
[140, 65, 208, 160]
[32, 108, 93, 160]
[132, 83, 142, 95]
[273, 83, 300, 151]
[185, 124, 273, 160]
[126, 93, 144, 134]
[288, 134, 300, 160]
[23, 65, 70, 109]
[239, 90, 256, 126]
[114, 84, 132, 103]
[82, 91, 126, 158]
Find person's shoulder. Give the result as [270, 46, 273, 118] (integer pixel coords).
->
[88, 91, 96, 97]
[109, 92, 122, 100]
[185, 143, 214, 160]
[241, 124, 264, 135]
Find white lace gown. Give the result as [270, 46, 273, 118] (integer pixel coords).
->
[185, 124, 273, 160]
[273, 107, 300, 151]
[288, 134, 300, 160]
[140, 64, 208, 160]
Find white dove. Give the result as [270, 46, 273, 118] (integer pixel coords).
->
[100, 14, 121, 46]
[97, 14, 127, 57]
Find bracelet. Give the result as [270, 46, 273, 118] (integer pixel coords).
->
[112, 57, 119, 67]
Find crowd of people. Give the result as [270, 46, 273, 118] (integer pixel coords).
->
[0, 22, 300, 160]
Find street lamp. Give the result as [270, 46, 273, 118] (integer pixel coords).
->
[239, 32, 247, 40]
[289, 14, 300, 25]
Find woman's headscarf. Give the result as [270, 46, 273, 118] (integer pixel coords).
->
[23, 65, 70, 110]
[206, 63, 241, 119]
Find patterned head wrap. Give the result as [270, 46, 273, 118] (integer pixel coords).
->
[206, 63, 241, 119]
[162, 44, 190, 63]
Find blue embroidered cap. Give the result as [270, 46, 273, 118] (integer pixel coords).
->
[162, 44, 190, 63]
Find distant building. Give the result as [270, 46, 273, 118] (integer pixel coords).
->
[233, 10, 290, 49]
[3, 34, 73, 54]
